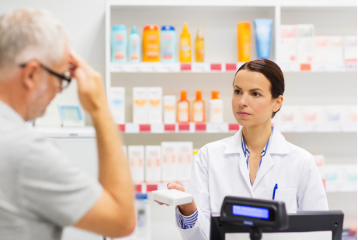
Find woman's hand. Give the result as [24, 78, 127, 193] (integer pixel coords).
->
[154, 182, 197, 216]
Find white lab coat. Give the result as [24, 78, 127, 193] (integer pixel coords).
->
[175, 128, 328, 240]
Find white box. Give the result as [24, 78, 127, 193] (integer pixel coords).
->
[313, 155, 325, 179]
[176, 142, 193, 182]
[109, 87, 125, 124]
[314, 37, 329, 63]
[133, 87, 148, 123]
[327, 37, 343, 63]
[163, 95, 176, 124]
[145, 145, 161, 183]
[147, 87, 163, 123]
[128, 145, 145, 184]
[161, 142, 178, 182]
[344, 36, 357, 61]
[297, 25, 314, 63]
[279, 25, 297, 63]
[152, 189, 193, 206]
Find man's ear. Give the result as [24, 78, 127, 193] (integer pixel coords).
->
[273, 95, 283, 113]
[21, 61, 41, 90]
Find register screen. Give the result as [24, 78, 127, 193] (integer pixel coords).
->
[232, 205, 269, 219]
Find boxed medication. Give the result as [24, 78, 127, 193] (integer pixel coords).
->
[145, 145, 161, 183]
[163, 95, 176, 124]
[128, 145, 145, 183]
[296, 24, 314, 63]
[109, 87, 125, 124]
[327, 36, 343, 63]
[176, 142, 193, 182]
[147, 87, 162, 123]
[161, 142, 177, 182]
[279, 25, 297, 63]
[133, 87, 148, 123]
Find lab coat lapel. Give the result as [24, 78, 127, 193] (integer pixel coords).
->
[224, 129, 253, 195]
[252, 153, 274, 190]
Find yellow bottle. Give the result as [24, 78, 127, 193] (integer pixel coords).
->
[180, 23, 192, 63]
[238, 22, 251, 62]
[195, 29, 204, 62]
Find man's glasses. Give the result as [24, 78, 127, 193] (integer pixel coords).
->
[19, 62, 72, 90]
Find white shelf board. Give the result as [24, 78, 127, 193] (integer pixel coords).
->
[30, 122, 356, 137]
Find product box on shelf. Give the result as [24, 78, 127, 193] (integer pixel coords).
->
[133, 87, 148, 123]
[344, 36, 357, 71]
[327, 36, 343, 63]
[296, 24, 314, 64]
[314, 36, 329, 63]
[145, 145, 161, 183]
[313, 155, 325, 188]
[147, 87, 163, 123]
[279, 25, 297, 63]
[109, 87, 125, 124]
[128, 145, 145, 184]
[324, 164, 357, 192]
[163, 95, 176, 124]
[161, 142, 178, 182]
[176, 142, 193, 182]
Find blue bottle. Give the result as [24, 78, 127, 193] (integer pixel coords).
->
[160, 25, 176, 62]
[111, 25, 127, 62]
[254, 19, 273, 59]
[128, 26, 141, 63]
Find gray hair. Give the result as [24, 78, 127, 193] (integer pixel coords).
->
[0, 9, 68, 77]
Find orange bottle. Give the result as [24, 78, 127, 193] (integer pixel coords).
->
[143, 25, 160, 62]
[195, 29, 204, 62]
[177, 90, 190, 123]
[179, 23, 192, 63]
[192, 90, 205, 123]
[238, 22, 251, 62]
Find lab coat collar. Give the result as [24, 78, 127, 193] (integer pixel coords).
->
[223, 126, 290, 155]
[0, 100, 26, 127]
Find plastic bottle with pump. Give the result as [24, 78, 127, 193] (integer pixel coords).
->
[192, 90, 205, 123]
[195, 28, 204, 62]
[209, 91, 223, 123]
[177, 90, 190, 123]
[128, 26, 141, 63]
[179, 23, 192, 63]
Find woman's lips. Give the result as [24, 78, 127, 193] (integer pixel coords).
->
[238, 112, 251, 117]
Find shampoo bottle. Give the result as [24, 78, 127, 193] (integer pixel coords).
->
[177, 90, 190, 123]
[128, 26, 141, 63]
[160, 25, 176, 62]
[111, 25, 127, 62]
[209, 91, 223, 123]
[143, 25, 160, 62]
[192, 90, 205, 123]
[195, 29, 204, 62]
[254, 19, 273, 59]
[179, 23, 192, 63]
[238, 22, 251, 62]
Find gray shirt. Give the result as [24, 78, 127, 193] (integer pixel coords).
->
[0, 101, 103, 240]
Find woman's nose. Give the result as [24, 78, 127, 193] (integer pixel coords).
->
[238, 94, 248, 107]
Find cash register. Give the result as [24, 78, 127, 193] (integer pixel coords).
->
[210, 196, 344, 240]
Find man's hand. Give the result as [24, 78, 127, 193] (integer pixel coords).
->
[69, 51, 108, 116]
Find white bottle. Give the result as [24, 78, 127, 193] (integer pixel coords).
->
[128, 26, 141, 63]
[163, 95, 176, 124]
[147, 87, 162, 123]
[209, 91, 223, 123]
[133, 87, 148, 123]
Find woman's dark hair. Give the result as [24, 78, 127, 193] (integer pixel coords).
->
[234, 59, 285, 118]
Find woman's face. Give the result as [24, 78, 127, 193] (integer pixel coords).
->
[232, 69, 283, 128]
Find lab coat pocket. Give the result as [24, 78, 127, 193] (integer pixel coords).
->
[274, 188, 298, 212]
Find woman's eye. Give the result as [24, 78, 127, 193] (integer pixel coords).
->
[253, 92, 260, 97]
[234, 90, 241, 94]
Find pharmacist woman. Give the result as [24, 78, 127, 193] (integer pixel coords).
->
[156, 59, 328, 240]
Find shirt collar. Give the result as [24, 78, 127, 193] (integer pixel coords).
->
[0, 100, 26, 127]
[241, 127, 272, 157]
[224, 126, 290, 155]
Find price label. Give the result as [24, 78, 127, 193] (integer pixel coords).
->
[178, 123, 190, 131]
[195, 123, 207, 132]
[345, 60, 357, 72]
[207, 123, 228, 133]
[140, 63, 156, 72]
[225, 63, 237, 72]
[118, 124, 125, 132]
[300, 63, 311, 71]
[125, 123, 139, 133]
[180, 64, 192, 71]
[210, 63, 222, 71]
[164, 124, 176, 132]
[192, 63, 210, 72]
[311, 63, 327, 72]
[277, 62, 299, 72]
[228, 123, 240, 132]
[135, 184, 142, 193]
[111, 63, 125, 72]
[146, 184, 158, 192]
[157, 63, 180, 72]
[139, 124, 151, 132]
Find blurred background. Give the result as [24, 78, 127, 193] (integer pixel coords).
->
[0, 0, 356, 240]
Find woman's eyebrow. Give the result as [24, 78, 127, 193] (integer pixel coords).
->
[234, 85, 263, 92]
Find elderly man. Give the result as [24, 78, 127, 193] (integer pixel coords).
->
[0, 9, 135, 240]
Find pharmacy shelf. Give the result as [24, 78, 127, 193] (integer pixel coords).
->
[110, 62, 356, 73]
[133, 182, 356, 194]
[30, 122, 356, 137]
